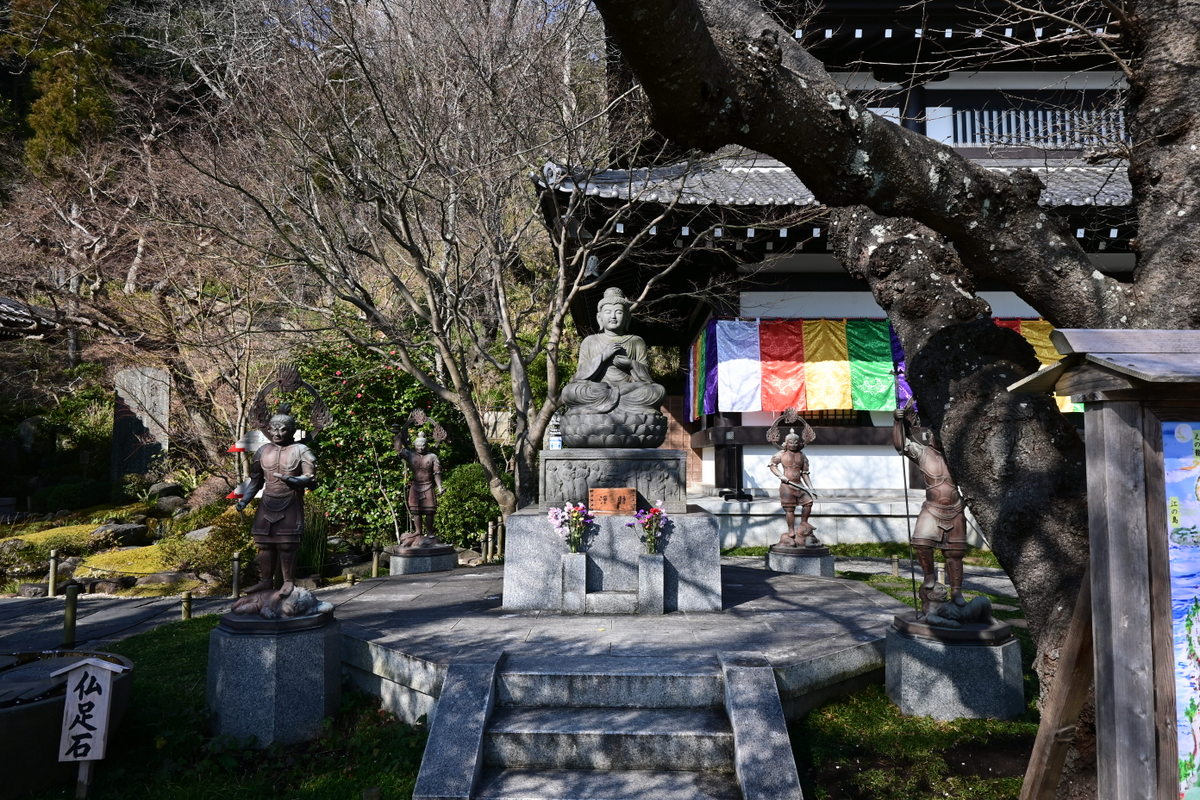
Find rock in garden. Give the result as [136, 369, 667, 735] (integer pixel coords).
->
[457, 549, 483, 565]
[90, 523, 151, 547]
[17, 583, 47, 598]
[184, 526, 213, 542]
[56, 556, 83, 579]
[147, 481, 184, 499]
[82, 578, 130, 594]
[156, 495, 187, 514]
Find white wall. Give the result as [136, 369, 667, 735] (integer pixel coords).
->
[742, 444, 906, 492]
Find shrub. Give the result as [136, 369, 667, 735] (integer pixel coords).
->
[433, 463, 511, 549]
[292, 342, 472, 548]
[299, 497, 329, 576]
[156, 506, 253, 586]
[175, 499, 231, 533]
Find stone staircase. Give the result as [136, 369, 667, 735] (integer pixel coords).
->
[412, 653, 804, 800]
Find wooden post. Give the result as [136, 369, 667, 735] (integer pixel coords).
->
[230, 553, 241, 599]
[181, 592, 192, 620]
[1087, 402, 1158, 799]
[48, 549, 59, 597]
[62, 584, 80, 649]
[371, 549, 381, 578]
[1020, 568, 1094, 800]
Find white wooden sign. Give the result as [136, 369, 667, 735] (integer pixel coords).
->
[52, 658, 127, 762]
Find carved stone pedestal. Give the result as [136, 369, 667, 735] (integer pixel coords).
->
[767, 544, 835, 577]
[386, 545, 456, 575]
[885, 614, 1023, 720]
[207, 611, 341, 746]
[539, 449, 686, 514]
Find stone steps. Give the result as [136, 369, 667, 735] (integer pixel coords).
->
[473, 767, 742, 800]
[497, 655, 722, 708]
[484, 706, 734, 771]
[413, 653, 804, 799]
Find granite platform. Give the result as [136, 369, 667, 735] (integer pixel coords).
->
[329, 559, 914, 724]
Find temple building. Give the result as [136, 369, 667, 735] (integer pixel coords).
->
[537, 2, 1128, 544]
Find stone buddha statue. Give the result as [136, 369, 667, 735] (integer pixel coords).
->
[559, 287, 667, 448]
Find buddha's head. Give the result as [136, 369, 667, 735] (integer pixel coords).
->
[596, 287, 633, 334]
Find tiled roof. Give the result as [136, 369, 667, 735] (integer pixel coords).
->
[0, 297, 58, 339]
[542, 154, 1131, 209]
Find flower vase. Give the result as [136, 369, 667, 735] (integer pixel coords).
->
[637, 553, 664, 615]
[561, 552, 586, 613]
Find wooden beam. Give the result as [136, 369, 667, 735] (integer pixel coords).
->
[1053, 329, 1200, 355]
[1019, 567, 1093, 800]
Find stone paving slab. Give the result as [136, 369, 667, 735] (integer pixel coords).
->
[327, 564, 915, 665]
[0, 556, 1016, 661]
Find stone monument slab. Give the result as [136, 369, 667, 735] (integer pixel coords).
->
[110, 367, 170, 481]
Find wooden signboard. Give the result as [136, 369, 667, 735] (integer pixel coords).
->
[589, 487, 636, 515]
[53, 657, 128, 799]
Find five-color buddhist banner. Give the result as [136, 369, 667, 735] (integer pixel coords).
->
[685, 318, 1081, 420]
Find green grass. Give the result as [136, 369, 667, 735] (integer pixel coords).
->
[798, 565, 1036, 799]
[721, 542, 1002, 568]
[27, 615, 428, 800]
[794, 684, 1038, 800]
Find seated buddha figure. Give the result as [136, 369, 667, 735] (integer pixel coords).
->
[561, 287, 666, 415]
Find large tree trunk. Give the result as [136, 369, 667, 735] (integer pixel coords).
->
[830, 209, 1090, 664]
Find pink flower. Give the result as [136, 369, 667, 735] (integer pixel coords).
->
[335, 370, 342, 375]
[356, 393, 362, 398]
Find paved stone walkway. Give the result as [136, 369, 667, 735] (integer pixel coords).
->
[0, 557, 1016, 657]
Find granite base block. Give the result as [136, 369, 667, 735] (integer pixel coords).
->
[207, 614, 341, 746]
[539, 448, 687, 513]
[389, 547, 457, 575]
[767, 547, 835, 577]
[562, 553, 586, 614]
[638, 553, 664, 615]
[885, 627, 1024, 720]
[503, 507, 720, 612]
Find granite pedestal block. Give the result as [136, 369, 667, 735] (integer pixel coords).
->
[637, 553, 664, 615]
[503, 506, 720, 612]
[207, 612, 341, 746]
[767, 545, 835, 577]
[387, 545, 457, 575]
[885, 626, 1024, 720]
[539, 448, 686, 514]
[561, 553, 586, 613]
